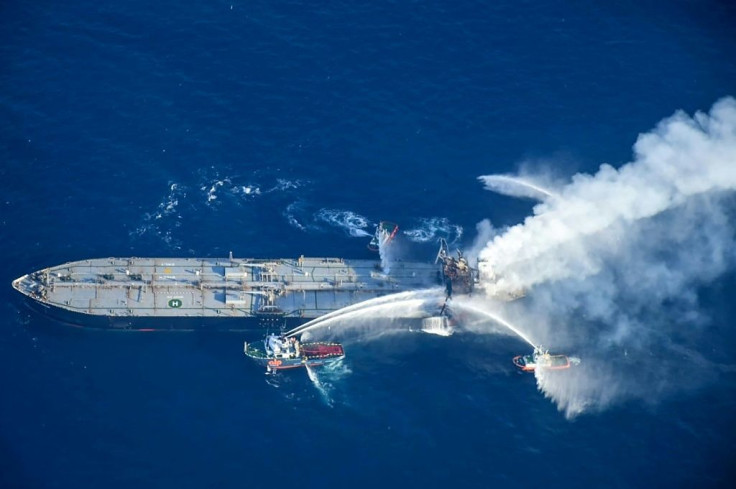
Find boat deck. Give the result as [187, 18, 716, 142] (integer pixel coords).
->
[13, 256, 440, 320]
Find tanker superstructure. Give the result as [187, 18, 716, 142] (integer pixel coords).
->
[12, 254, 446, 332]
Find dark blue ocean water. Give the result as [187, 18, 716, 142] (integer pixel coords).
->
[2, 1, 736, 488]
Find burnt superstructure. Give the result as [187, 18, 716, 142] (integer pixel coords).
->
[436, 238, 476, 297]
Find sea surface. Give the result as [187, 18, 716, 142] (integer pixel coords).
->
[2, 1, 736, 488]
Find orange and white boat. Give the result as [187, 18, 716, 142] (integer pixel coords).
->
[513, 346, 580, 372]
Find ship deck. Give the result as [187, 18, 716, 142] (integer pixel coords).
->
[13, 256, 441, 322]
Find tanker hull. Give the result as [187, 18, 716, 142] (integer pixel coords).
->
[12, 256, 443, 333]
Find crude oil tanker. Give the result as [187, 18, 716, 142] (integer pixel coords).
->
[12, 230, 479, 332]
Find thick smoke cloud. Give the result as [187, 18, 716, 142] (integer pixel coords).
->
[474, 98, 736, 417]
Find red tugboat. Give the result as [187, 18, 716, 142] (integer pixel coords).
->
[513, 346, 581, 372]
[367, 221, 399, 252]
[244, 334, 345, 372]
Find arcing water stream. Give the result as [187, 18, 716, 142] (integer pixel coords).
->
[287, 297, 433, 339]
[478, 174, 558, 201]
[285, 288, 444, 338]
[283, 285, 537, 351]
[450, 299, 537, 347]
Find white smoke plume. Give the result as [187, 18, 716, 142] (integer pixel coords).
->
[476, 97, 736, 417]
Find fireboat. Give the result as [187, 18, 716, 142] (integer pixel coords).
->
[244, 334, 345, 372]
[513, 346, 581, 372]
